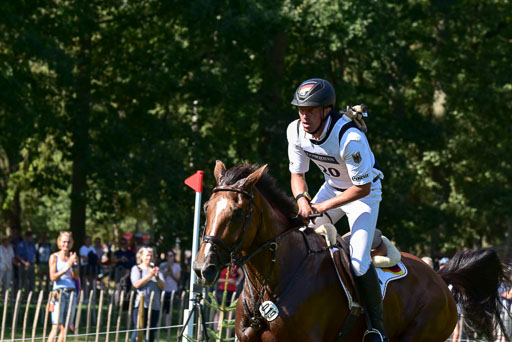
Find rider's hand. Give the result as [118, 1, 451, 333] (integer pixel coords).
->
[297, 198, 315, 218]
[311, 202, 326, 214]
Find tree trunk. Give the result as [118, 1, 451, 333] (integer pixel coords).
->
[69, 11, 92, 249]
[6, 187, 21, 232]
[259, 30, 288, 164]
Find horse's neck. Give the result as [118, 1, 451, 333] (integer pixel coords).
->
[243, 198, 309, 294]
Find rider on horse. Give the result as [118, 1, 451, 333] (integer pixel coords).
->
[287, 78, 388, 342]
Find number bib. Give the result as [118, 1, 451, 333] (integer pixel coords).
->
[259, 301, 279, 322]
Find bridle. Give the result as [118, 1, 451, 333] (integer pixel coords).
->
[201, 185, 256, 267]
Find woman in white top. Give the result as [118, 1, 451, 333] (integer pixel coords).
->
[130, 247, 165, 342]
[48, 232, 79, 342]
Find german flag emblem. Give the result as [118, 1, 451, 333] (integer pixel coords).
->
[299, 82, 316, 96]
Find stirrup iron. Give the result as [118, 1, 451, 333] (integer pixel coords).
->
[362, 328, 385, 342]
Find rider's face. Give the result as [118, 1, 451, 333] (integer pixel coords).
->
[298, 106, 324, 133]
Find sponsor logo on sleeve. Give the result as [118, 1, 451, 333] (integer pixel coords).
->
[352, 173, 369, 181]
[352, 152, 362, 164]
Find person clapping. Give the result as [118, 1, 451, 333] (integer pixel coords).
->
[130, 247, 165, 342]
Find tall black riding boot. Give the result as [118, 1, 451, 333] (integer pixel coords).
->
[354, 264, 390, 342]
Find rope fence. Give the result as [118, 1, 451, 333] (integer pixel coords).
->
[0, 288, 510, 341]
[0, 288, 238, 342]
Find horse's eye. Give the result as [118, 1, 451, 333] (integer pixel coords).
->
[203, 201, 209, 214]
[232, 207, 244, 220]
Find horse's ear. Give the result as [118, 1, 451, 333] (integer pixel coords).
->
[240, 164, 268, 190]
[214, 160, 226, 185]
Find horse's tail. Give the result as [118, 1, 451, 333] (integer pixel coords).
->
[438, 248, 511, 342]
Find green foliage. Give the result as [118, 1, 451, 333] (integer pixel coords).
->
[1, 0, 510, 256]
[204, 267, 238, 342]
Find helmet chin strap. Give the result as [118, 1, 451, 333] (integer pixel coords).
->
[309, 108, 330, 136]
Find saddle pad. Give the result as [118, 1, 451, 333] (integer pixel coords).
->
[376, 261, 408, 298]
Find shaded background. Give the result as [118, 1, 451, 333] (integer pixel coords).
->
[1, 0, 511, 259]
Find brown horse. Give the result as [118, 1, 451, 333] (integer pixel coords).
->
[193, 162, 510, 342]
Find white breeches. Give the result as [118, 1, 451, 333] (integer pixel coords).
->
[309, 181, 382, 276]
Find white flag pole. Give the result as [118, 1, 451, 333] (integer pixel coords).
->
[183, 171, 203, 341]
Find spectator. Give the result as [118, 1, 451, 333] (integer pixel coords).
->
[113, 238, 136, 282]
[36, 231, 52, 291]
[213, 267, 243, 330]
[93, 237, 110, 289]
[9, 228, 21, 293]
[180, 250, 192, 291]
[421, 256, 434, 269]
[133, 232, 145, 254]
[439, 257, 449, 270]
[131, 247, 165, 342]
[48, 231, 79, 342]
[0, 234, 15, 294]
[79, 236, 97, 301]
[15, 231, 37, 294]
[160, 250, 182, 312]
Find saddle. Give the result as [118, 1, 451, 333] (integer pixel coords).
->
[314, 224, 401, 268]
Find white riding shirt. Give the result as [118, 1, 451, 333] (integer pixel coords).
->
[287, 112, 383, 189]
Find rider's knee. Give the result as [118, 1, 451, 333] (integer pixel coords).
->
[351, 259, 370, 276]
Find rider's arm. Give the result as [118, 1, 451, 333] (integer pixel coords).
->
[311, 183, 370, 213]
[291, 173, 314, 217]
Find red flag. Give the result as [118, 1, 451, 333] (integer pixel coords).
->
[184, 170, 204, 193]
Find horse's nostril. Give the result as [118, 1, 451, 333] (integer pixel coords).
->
[201, 264, 219, 286]
[192, 265, 202, 280]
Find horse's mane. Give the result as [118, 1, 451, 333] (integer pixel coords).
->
[222, 164, 303, 228]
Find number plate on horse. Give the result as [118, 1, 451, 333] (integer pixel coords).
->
[259, 301, 279, 322]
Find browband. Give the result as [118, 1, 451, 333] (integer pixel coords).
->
[213, 185, 253, 199]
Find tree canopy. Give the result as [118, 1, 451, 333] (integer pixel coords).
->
[1, 0, 511, 258]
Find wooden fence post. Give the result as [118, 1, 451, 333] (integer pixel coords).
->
[137, 294, 145, 342]
[42, 290, 52, 342]
[178, 291, 186, 325]
[106, 291, 113, 342]
[146, 291, 154, 342]
[63, 290, 75, 341]
[156, 290, 165, 342]
[22, 290, 33, 342]
[11, 290, 22, 341]
[74, 289, 85, 342]
[166, 291, 176, 342]
[32, 290, 44, 342]
[85, 289, 94, 342]
[114, 291, 124, 342]
[125, 291, 134, 342]
[95, 290, 104, 342]
[1, 289, 9, 342]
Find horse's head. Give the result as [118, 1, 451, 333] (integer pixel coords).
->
[193, 160, 267, 286]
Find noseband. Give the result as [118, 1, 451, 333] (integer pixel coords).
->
[202, 185, 256, 267]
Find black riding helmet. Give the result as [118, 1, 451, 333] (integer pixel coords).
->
[291, 78, 336, 108]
